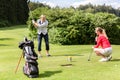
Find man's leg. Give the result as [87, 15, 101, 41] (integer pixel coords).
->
[38, 34, 43, 57]
[43, 33, 50, 56]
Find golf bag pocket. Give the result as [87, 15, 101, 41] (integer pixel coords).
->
[23, 62, 39, 78]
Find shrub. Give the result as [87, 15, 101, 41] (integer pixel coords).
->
[0, 20, 10, 27]
[27, 8, 120, 45]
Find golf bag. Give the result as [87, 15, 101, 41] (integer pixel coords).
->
[19, 37, 39, 78]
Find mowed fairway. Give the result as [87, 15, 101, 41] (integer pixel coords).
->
[0, 25, 120, 80]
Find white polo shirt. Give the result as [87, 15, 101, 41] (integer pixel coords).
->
[37, 19, 48, 35]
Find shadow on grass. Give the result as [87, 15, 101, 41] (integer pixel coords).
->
[0, 38, 14, 41]
[110, 59, 120, 62]
[53, 53, 84, 57]
[40, 70, 62, 78]
[0, 44, 10, 46]
[0, 25, 27, 30]
[64, 54, 84, 56]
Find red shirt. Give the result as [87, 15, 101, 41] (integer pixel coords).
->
[94, 35, 111, 49]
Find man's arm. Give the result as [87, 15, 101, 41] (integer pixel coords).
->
[32, 20, 48, 28]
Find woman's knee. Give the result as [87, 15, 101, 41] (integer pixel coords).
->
[95, 51, 101, 56]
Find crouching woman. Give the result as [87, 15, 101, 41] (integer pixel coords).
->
[93, 27, 112, 62]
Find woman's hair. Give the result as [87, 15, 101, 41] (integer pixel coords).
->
[95, 27, 108, 39]
[95, 27, 103, 33]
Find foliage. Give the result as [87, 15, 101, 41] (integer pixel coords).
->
[0, 20, 10, 27]
[91, 13, 120, 44]
[77, 3, 120, 17]
[28, 6, 120, 45]
[0, 0, 29, 27]
[28, 2, 50, 11]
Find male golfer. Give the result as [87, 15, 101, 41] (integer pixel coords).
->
[32, 15, 51, 57]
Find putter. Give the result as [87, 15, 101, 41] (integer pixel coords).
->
[88, 38, 96, 61]
[88, 48, 93, 61]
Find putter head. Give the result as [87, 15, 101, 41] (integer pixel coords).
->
[88, 59, 90, 61]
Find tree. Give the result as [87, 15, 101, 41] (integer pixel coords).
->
[0, 0, 29, 27]
[77, 3, 120, 17]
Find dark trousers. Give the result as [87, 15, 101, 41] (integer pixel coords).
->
[38, 33, 49, 51]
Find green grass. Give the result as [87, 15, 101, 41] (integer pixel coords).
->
[0, 25, 120, 80]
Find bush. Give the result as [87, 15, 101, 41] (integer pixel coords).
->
[27, 7, 120, 45]
[91, 13, 120, 44]
[0, 20, 10, 27]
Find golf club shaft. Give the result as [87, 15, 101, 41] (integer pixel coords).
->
[29, 7, 33, 19]
[15, 53, 23, 74]
[27, 0, 34, 19]
[88, 37, 96, 61]
[88, 48, 93, 61]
